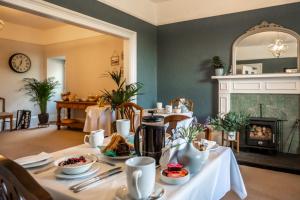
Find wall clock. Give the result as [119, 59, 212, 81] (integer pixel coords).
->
[9, 53, 31, 73]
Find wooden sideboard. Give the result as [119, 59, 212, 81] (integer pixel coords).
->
[56, 101, 97, 130]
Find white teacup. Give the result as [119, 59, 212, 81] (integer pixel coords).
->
[156, 102, 163, 109]
[116, 119, 130, 138]
[126, 157, 156, 199]
[165, 105, 172, 113]
[84, 129, 104, 148]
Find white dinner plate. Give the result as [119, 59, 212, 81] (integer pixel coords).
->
[208, 144, 220, 151]
[54, 164, 99, 179]
[22, 158, 54, 169]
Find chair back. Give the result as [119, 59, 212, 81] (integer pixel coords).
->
[0, 155, 52, 200]
[116, 102, 144, 132]
[164, 115, 190, 134]
[169, 97, 194, 112]
[0, 97, 5, 113]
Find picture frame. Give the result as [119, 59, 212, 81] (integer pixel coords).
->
[111, 55, 120, 66]
[236, 63, 263, 75]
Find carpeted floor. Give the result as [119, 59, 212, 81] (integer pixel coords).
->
[0, 126, 300, 200]
[0, 125, 85, 159]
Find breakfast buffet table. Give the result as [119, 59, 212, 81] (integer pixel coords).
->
[83, 106, 193, 135]
[29, 139, 247, 200]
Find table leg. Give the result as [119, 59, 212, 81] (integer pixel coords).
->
[67, 108, 71, 119]
[221, 131, 224, 146]
[57, 107, 61, 130]
[10, 116, 13, 131]
[1, 119, 4, 132]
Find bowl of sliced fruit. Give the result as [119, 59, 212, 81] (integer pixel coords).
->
[54, 154, 97, 175]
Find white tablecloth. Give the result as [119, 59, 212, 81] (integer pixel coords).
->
[83, 105, 112, 136]
[84, 107, 193, 135]
[30, 139, 247, 200]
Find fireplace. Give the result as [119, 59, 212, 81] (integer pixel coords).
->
[246, 117, 279, 151]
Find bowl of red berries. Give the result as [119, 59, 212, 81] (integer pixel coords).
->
[160, 163, 190, 185]
[54, 154, 97, 175]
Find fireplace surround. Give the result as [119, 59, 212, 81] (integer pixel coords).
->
[212, 74, 300, 154]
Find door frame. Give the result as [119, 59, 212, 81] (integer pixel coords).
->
[0, 0, 137, 84]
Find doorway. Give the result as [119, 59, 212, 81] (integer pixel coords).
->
[47, 56, 65, 121]
[0, 0, 137, 85]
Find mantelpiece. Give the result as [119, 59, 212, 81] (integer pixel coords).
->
[212, 73, 300, 113]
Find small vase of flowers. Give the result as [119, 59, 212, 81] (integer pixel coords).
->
[175, 123, 208, 174]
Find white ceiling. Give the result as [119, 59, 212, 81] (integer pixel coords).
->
[0, 6, 65, 29]
[150, 0, 170, 2]
[97, 0, 300, 25]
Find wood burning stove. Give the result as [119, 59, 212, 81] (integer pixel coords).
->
[246, 117, 279, 151]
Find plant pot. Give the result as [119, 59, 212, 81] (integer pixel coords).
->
[227, 131, 237, 141]
[215, 68, 224, 76]
[177, 143, 207, 174]
[38, 113, 49, 125]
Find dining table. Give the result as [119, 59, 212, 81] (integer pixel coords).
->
[28, 137, 247, 200]
[83, 106, 194, 135]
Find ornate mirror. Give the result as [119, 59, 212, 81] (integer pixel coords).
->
[232, 21, 300, 75]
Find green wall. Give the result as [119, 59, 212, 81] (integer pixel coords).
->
[44, 0, 158, 108]
[157, 3, 300, 121]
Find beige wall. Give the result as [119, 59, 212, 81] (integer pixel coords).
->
[0, 39, 44, 118]
[0, 35, 123, 127]
[44, 35, 123, 98]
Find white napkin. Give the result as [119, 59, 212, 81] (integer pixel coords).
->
[15, 152, 52, 165]
[200, 139, 216, 150]
[176, 117, 193, 129]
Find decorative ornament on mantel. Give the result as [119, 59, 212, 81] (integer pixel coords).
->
[268, 39, 288, 58]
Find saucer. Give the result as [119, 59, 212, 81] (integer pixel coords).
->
[54, 164, 99, 179]
[115, 184, 165, 200]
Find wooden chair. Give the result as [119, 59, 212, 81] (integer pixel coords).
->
[0, 154, 52, 200]
[0, 97, 13, 132]
[116, 102, 144, 132]
[221, 131, 240, 153]
[169, 97, 194, 112]
[164, 115, 190, 134]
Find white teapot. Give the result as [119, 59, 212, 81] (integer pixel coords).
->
[84, 129, 104, 148]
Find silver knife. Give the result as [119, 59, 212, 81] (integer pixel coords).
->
[97, 159, 116, 166]
[69, 167, 122, 190]
[73, 170, 122, 193]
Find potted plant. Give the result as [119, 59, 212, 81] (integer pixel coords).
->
[175, 123, 207, 174]
[212, 56, 224, 76]
[99, 70, 143, 117]
[20, 77, 59, 125]
[210, 112, 250, 141]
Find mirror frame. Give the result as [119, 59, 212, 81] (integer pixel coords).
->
[232, 21, 300, 75]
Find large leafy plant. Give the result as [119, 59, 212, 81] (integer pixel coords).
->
[20, 77, 59, 114]
[210, 112, 250, 132]
[99, 70, 143, 110]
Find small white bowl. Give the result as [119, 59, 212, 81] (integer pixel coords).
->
[54, 154, 97, 175]
[160, 170, 190, 185]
